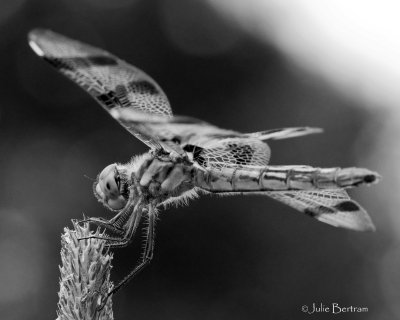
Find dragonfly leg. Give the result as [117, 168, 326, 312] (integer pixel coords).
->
[78, 200, 143, 249]
[77, 196, 138, 238]
[98, 203, 155, 310]
[78, 234, 128, 243]
[102, 203, 143, 249]
[81, 212, 142, 248]
[78, 216, 125, 234]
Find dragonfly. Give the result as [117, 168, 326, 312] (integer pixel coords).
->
[28, 29, 381, 304]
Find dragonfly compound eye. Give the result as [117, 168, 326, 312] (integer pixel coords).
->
[95, 163, 127, 210]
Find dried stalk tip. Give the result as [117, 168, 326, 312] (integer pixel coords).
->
[56, 221, 114, 320]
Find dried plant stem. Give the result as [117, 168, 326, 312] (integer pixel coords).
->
[56, 221, 114, 320]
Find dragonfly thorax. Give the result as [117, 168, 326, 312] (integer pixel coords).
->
[132, 153, 197, 203]
[94, 153, 198, 211]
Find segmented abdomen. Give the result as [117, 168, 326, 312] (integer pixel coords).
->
[197, 165, 379, 192]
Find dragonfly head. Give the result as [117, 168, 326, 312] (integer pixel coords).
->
[94, 163, 129, 211]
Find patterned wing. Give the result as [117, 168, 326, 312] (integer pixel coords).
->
[266, 189, 375, 231]
[28, 29, 320, 163]
[28, 29, 172, 149]
[114, 108, 270, 167]
[183, 137, 270, 169]
[173, 126, 322, 169]
[173, 126, 321, 169]
[110, 108, 322, 154]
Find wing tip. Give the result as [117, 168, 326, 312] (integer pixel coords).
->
[274, 126, 324, 140]
[28, 28, 52, 56]
[363, 222, 376, 232]
[306, 127, 324, 134]
[344, 219, 376, 232]
[28, 39, 44, 56]
[316, 216, 376, 232]
[28, 28, 50, 41]
[316, 209, 376, 232]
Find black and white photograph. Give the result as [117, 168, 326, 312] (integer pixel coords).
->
[0, 0, 396, 319]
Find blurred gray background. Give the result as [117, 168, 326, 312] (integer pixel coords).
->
[0, 0, 396, 319]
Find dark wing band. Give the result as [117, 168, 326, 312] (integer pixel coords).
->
[183, 138, 270, 169]
[28, 29, 172, 150]
[266, 189, 375, 231]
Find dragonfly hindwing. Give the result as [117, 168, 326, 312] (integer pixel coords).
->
[184, 138, 270, 169]
[266, 189, 375, 231]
